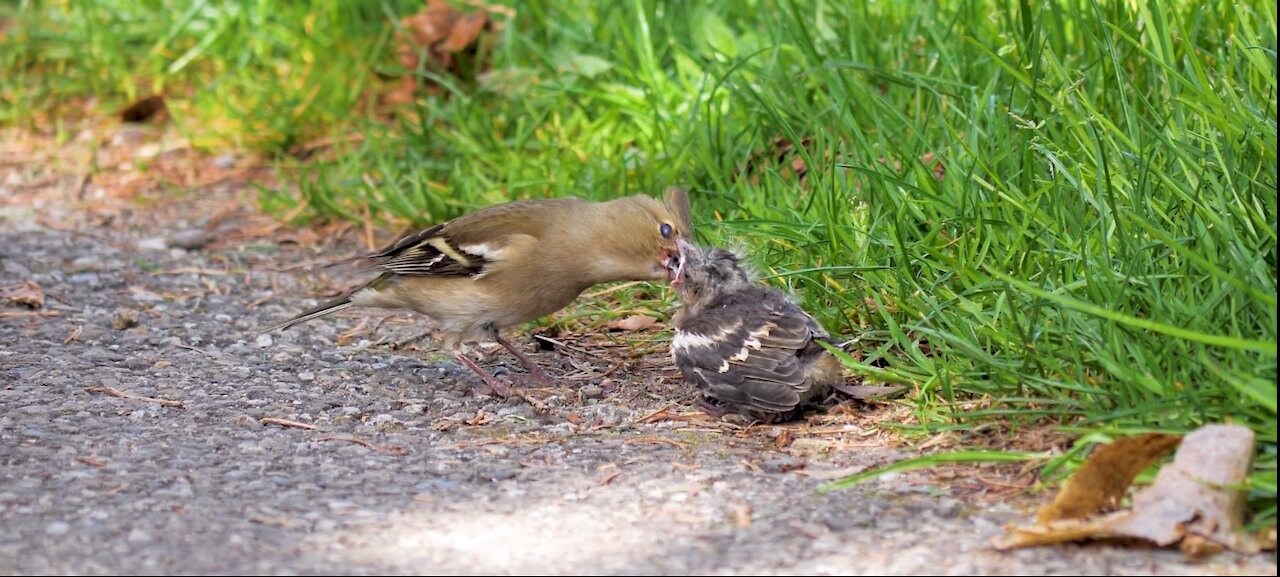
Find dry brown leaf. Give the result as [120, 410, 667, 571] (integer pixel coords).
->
[386, 0, 505, 105]
[605, 315, 658, 332]
[1036, 432, 1182, 524]
[993, 424, 1264, 558]
[439, 11, 489, 52]
[921, 151, 945, 180]
[2, 280, 45, 309]
[1106, 424, 1258, 553]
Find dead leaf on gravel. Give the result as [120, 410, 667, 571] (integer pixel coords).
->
[1036, 432, 1182, 524]
[2, 280, 45, 309]
[993, 424, 1267, 558]
[605, 315, 658, 332]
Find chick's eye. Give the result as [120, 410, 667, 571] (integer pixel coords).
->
[660, 223, 673, 239]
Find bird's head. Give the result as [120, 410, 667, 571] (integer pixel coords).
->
[668, 239, 752, 307]
[590, 188, 693, 282]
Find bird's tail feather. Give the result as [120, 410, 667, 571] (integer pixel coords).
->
[261, 296, 354, 333]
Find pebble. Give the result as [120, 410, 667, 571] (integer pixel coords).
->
[168, 229, 211, 250]
[111, 308, 140, 330]
[256, 334, 273, 348]
[136, 237, 168, 251]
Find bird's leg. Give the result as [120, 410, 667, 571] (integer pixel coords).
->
[493, 332, 557, 387]
[695, 397, 730, 418]
[451, 350, 511, 398]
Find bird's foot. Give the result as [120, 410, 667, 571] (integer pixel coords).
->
[522, 363, 558, 387]
[695, 397, 731, 418]
[451, 351, 512, 398]
[495, 333, 559, 387]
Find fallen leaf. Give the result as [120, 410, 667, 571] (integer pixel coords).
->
[1036, 432, 1182, 523]
[2, 280, 44, 309]
[439, 11, 488, 52]
[605, 315, 657, 332]
[386, 0, 506, 105]
[922, 151, 945, 180]
[993, 424, 1265, 557]
[1107, 425, 1258, 554]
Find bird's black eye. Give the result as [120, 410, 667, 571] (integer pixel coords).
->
[660, 223, 673, 239]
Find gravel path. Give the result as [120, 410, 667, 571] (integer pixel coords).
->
[1, 173, 1274, 575]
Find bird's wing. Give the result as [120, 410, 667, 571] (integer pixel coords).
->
[673, 297, 826, 413]
[368, 198, 580, 278]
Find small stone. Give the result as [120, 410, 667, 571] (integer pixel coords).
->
[297, 371, 315, 382]
[256, 334, 273, 348]
[153, 360, 171, 369]
[168, 229, 211, 250]
[136, 237, 168, 251]
[127, 528, 152, 543]
[581, 385, 604, 399]
[111, 308, 140, 330]
[761, 455, 804, 474]
[46, 521, 71, 536]
[233, 415, 262, 430]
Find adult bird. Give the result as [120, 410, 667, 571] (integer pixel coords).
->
[266, 189, 693, 396]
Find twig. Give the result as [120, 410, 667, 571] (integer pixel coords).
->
[599, 470, 622, 486]
[624, 436, 688, 450]
[173, 342, 212, 356]
[245, 294, 274, 309]
[259, 417, 315, 430]
[532, 334, 607, 360]
[150, 267, 234, 277]
[76, 456, 107, 468]
[0, 310, 59, 319]
[562, 359, 627, 382]
[85, 385, 185, 408]
[316, 434, 410, 456]
[64, 325, 83, 345]
[512, 389, 551, 413]
[634, 404, 675, 425]
[316, 434, 373, 449]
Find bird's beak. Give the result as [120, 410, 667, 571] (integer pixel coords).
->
[669, 239, 690, 288]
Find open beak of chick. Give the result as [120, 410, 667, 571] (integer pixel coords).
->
[667, 239, 690, 289]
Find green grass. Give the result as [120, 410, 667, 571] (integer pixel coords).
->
[3, 0, 1276, 526]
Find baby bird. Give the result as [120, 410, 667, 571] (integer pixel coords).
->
[667, 240, 845, 422]
[267, 190, 693, 396]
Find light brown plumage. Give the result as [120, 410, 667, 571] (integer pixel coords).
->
[267, 190, 693, 395]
